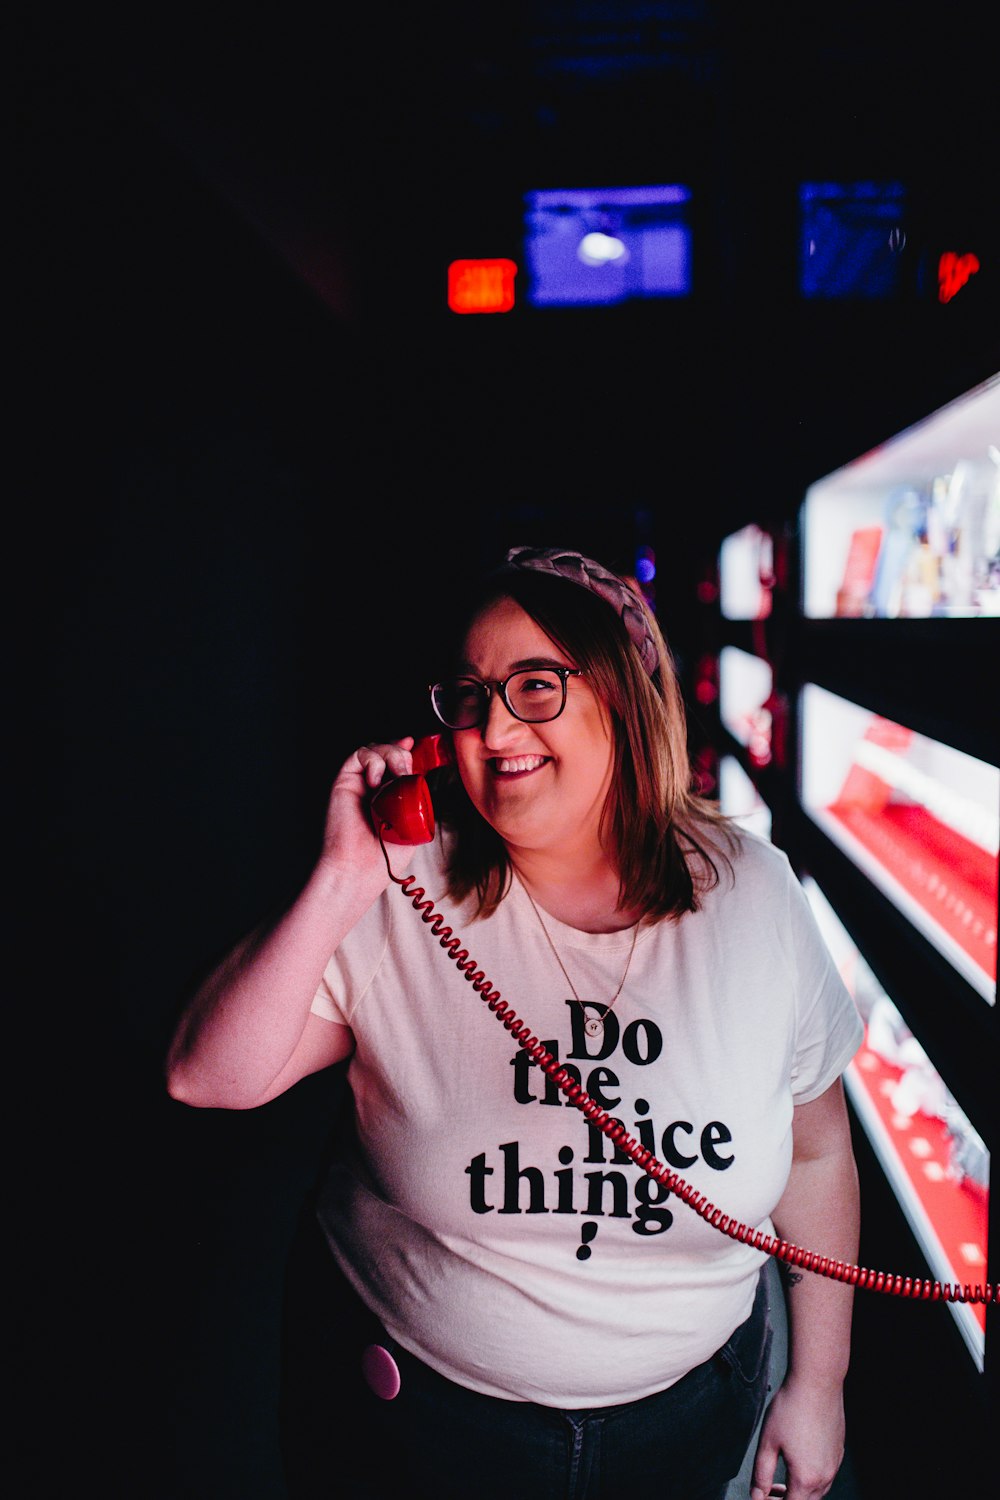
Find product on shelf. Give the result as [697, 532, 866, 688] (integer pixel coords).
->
[828, 715, 998, 984]
[802, 372, 1000, 618]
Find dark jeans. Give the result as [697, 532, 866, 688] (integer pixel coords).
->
[280, 1205, 773, 1500]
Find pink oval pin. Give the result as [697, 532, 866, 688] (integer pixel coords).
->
[361, 1343, 401, 1400]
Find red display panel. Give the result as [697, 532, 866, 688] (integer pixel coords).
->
[801, 686, 999, 1002]
[804, 876, 989, 1368]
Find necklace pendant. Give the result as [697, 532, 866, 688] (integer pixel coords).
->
[584, 1015, 604, 1038]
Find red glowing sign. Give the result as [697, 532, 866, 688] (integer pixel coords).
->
[938, 250, 980, 303]
[448, 258, 517, 314]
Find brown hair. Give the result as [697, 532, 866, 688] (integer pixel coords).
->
[432, 567, 738, 921]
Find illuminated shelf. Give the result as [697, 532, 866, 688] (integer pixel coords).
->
[800, 684, 998, 1003]
[718, 645, 773, 766]
[804, 878, 989, 1369]
[801, 372, 1000, 620]
[718, 755, 772, 839]
[719, 524, 774, 621]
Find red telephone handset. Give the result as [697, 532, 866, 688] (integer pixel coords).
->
[369, 734, 452, 845]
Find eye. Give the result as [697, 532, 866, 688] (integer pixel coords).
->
[508, 670, 562, 708]
[431, 677, 490, 728]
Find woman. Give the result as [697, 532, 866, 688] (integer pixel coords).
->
[167, 545, 863, 1500]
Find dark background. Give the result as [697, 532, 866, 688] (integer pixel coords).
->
[13, 5, 999, 1496]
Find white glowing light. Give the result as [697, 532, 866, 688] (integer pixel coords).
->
[577, 232, 628, 267]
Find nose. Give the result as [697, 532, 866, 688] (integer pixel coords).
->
[480, 687, 526, 749]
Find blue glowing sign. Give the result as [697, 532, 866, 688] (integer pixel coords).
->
[523, 184, 692, 307]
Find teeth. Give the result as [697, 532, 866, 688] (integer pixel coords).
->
[496, 755, 546, 774]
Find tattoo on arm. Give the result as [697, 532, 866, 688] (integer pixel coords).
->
[778, 1262, 804, 1289]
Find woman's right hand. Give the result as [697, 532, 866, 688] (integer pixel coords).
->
[318, 736, 418, 878]
[164, 732, 422, 1110]
[167, 735, 423, 1110]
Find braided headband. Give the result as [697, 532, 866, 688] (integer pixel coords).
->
[498, 545, 659, 677]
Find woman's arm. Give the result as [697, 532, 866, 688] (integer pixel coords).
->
[750, 1077, 861, 1500]
[165, 739, 415, 1110]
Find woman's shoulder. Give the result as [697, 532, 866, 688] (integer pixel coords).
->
[384, 829, 452, 887]
[388, 828, 482, 918]
[708, 820, 796, 893]
[678, 824, 814, 949]
[729, 822, 789, 864]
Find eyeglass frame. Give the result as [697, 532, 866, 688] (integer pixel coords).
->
[428, 665, 583, 730]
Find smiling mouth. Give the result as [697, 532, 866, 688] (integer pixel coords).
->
[492, 755, 550, 776]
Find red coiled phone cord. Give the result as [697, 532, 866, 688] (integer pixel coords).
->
[387, 863, 994, 1308]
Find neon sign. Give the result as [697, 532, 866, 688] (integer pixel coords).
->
[447, 259, 517, 313]
[938, 251, 980, 303]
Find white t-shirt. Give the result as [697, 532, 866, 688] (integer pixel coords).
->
[310, 827, 863, 1408]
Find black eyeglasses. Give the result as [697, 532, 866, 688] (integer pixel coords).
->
[429, 666, 582, 730]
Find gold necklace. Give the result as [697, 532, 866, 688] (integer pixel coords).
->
[521, 884, 640, 1038]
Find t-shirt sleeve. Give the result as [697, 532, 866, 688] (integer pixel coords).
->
[310, 974, 346, 1024]
[309, 890, 392, 1026]
[309, 838, 453, 1025]
[784, 860, 865, 1104]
